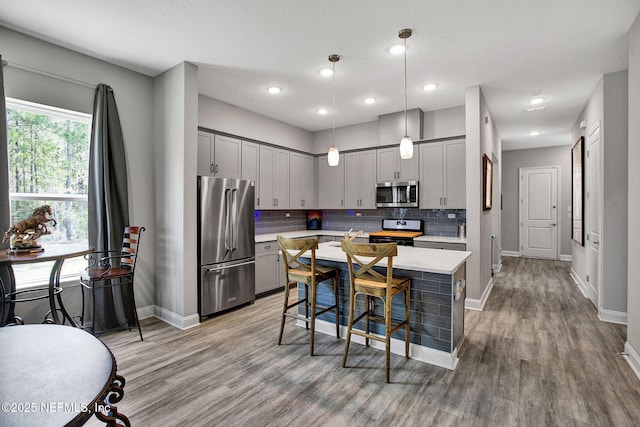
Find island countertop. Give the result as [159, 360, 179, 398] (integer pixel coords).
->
[256, 230, 467, 246]
[300, 241, 471, 275]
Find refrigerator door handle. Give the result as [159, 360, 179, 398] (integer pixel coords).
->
[224, 188, 231, 251]
[232, 188, 238, 250]
[206, 259, 255, 272]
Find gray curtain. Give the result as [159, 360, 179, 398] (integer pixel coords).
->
[88, 84, 132, 330]
[0, 55, 14, 325]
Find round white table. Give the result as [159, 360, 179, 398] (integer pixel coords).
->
[0, 324, 129, 426]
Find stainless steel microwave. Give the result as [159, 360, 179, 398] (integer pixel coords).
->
[375, 181, 419, 208]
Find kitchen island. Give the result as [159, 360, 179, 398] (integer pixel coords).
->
[298, 241, 471, 370]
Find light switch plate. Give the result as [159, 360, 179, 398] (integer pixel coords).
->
[448, 213, 456, 219]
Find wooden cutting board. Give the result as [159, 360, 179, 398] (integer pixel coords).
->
[368, 230, 423, 238]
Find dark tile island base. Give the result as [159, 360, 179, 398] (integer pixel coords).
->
[297, 242, 469, 370]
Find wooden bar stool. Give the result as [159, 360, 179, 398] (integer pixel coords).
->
[340, 240, 411, 383]
[277, 236, 339, 355]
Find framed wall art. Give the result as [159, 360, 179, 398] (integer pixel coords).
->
[483, 154, 493, 211]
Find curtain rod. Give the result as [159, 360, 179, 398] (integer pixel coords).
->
[2, 59, 95, 89]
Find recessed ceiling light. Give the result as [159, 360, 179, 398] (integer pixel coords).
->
[268, 86, 281, 94]
[530, 131, 540, 136]
[389, 44, 405, 54]
[423, 83, 438, 91]
[363, 97, 376, 104]
[317, 108, 328, 115]
[530, 97, 545, 105]
[525, 106, 546, 112]
[319, 68, 333, 77]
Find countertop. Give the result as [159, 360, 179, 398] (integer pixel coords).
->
[301, 241, 471, 275]
[256, 229, 467, 245]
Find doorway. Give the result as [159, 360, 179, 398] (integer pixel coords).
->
[519, 166, 559, 259]
[586, 122, 601, 308]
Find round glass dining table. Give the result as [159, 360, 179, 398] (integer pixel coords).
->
[0, 244, 94, 326]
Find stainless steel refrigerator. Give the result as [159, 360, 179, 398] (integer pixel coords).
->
[198, 176, 255, 317]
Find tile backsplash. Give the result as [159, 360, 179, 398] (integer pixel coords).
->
[255, 208, 466, 236]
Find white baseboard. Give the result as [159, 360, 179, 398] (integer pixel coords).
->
[569, 268, 589, 299]
[598, 309, 628, 325]
[153, 305, 200, 330]
[624, 341, 640, 381]
[559, 254, 572, 262]
[309, 318, 459, 370]
[492, 260, 503, 273]
[137, 305, 155, 320]
[501, 250, 520, 257]
[465, 277, 494, 311]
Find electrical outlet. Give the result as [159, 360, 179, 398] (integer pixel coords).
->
[448, 213, 456, 219]
[285, 212, 290, 218]
[355, 212, 362, 217]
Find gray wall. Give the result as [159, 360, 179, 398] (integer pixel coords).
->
[199, 94, 313, 152]
[602, 70, 629, 314]
[501, 146, 572, 257]
[0, 26, 156, 320]
[465, 86, 501, 304]
[153, 62, 199, 328]
[628, 12, 640, 362]
[571, 70, 628, 317]
[311, 105, 465, 155]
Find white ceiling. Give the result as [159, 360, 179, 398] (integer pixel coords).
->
[1, 0, 638, 150]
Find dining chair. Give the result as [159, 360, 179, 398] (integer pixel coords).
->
[80, 226, 145, 341]
[340, 240, 411, 383]
[277, 236, 339, 355]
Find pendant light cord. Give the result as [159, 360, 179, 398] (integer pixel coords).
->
[332, 59, 336, 147]
[403, 36, 408, 136]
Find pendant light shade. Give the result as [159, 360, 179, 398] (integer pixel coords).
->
[327, 54, 340, 166]
[400, 135, 413, 159]
[398, 28, 413, 159]
[328, 145, 340, 166]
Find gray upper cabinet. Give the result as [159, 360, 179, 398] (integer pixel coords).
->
[420, 139, 465, 209]
[197, 131, 242, 179]
[259, 145, 289, 209]
[290, 152, 316, 209]
[241, 140, 259, 207]
[344, 151, 377, 209]
[318, 154, 344, 209]
[376, 146, 420, 182]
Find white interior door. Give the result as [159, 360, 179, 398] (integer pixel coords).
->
[587, 123, 601, 307]
[520, 166, 559, 259]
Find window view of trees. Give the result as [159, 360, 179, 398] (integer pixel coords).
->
[6, 100, 91, 285]
[7, 105, 90, 244]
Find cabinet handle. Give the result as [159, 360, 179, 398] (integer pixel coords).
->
[265, 245, 271, 250]
[257, 198, 260, 207]
[210, 163, 214, 173]
[215, 164, 219, 174]
[443, 197, 447, 206]
[341, 199, 344, 207]
[301, 199, 305, 207]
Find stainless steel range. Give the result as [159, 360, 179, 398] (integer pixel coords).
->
[368, 219, 423, 246]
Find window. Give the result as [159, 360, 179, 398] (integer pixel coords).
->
[6, 98, 91, 286]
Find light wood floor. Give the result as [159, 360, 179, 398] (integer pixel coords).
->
[89, 257, 640, 426]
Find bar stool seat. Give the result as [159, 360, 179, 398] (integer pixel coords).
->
[277, 236, 339, 355]
[341, 240, 411, 383]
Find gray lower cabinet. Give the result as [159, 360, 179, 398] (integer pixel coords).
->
[255, 241, 285, 295]
[414, 241, 466, 251]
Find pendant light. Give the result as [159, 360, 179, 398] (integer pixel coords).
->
[327, 54, 340, 167]
[398, 28, 413, 159]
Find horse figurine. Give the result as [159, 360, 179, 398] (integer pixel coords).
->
[2, 205, 57, 248]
